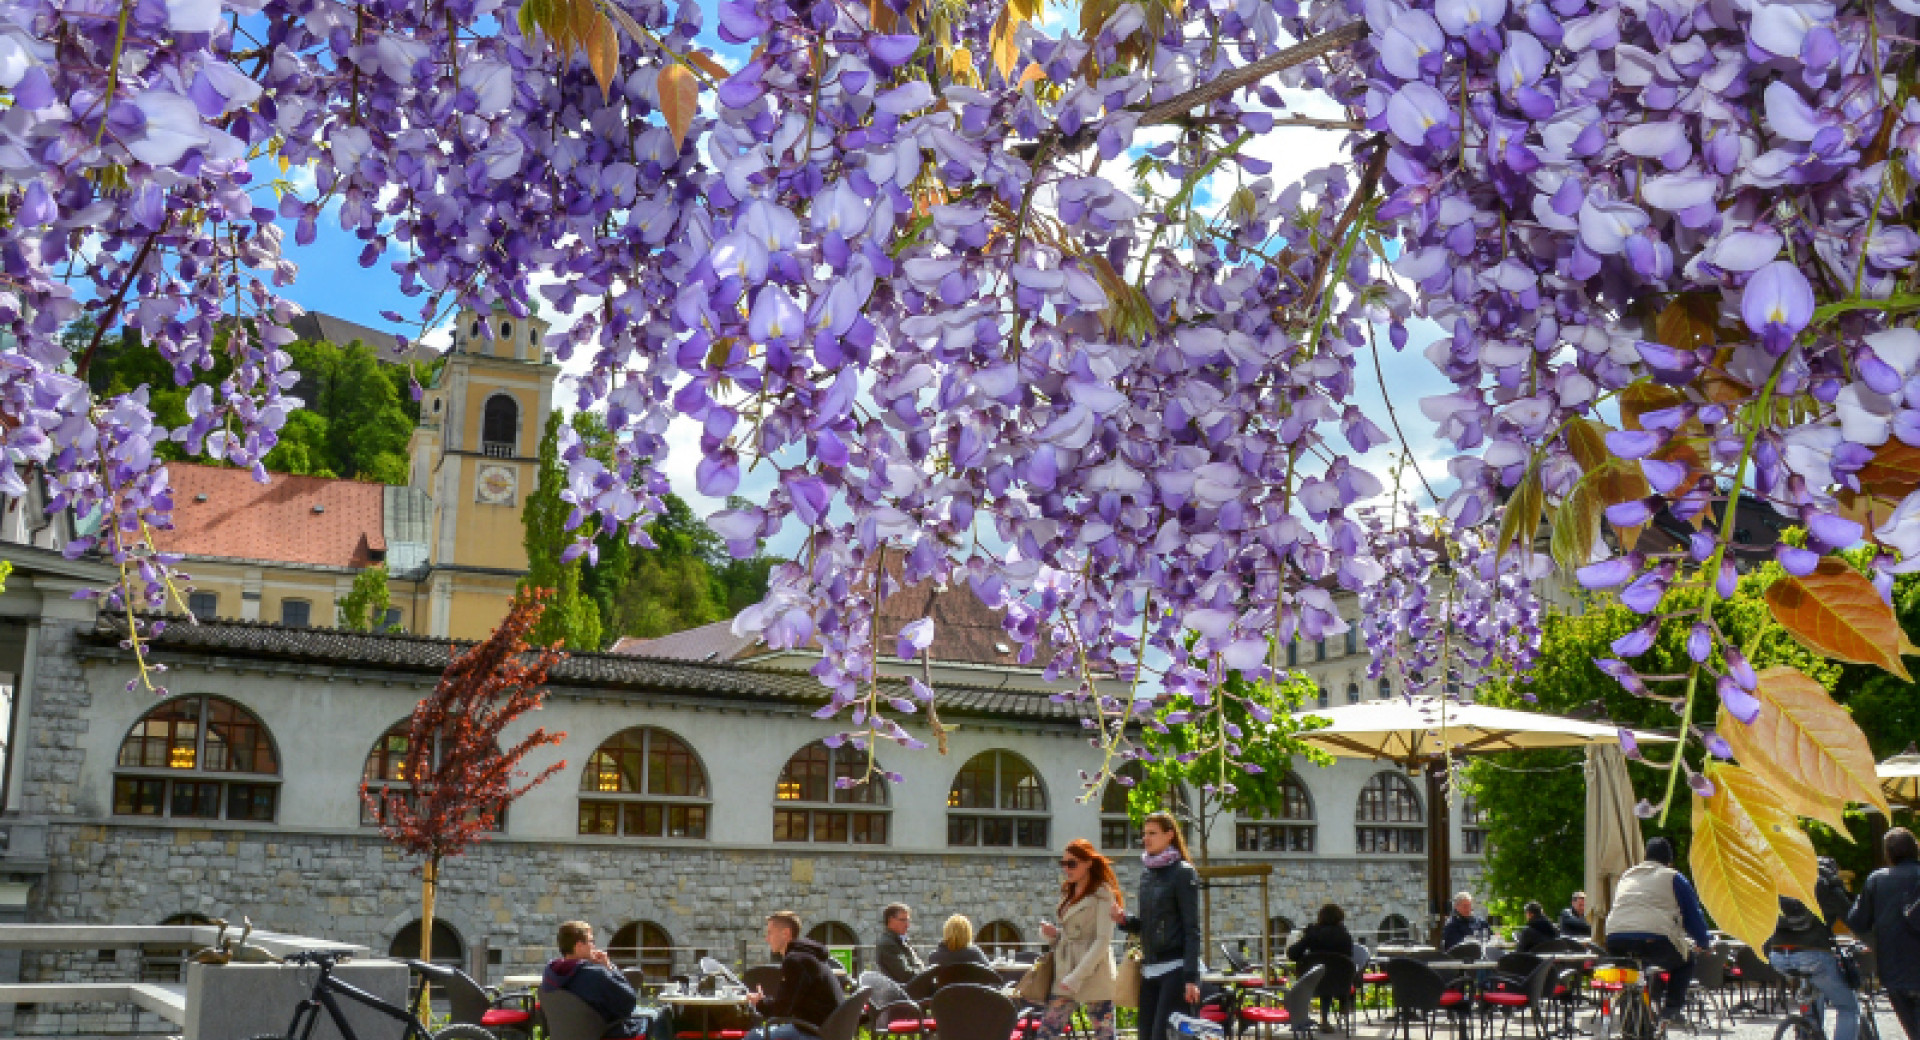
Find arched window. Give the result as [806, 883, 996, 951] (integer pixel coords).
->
[1316, 686, 1330, 709]
[1345, 682, 1361, 704]
[1377, 914, 1413, 944]
[1356, 772, 1425, 854]
[361, 720, 505, 830]
[807, 922, 859, 974]
[1344, 628, 1358, 655]
[1377, 677, 1392, 700]
[481, 394, 519, 457]
[114, 695, 279, 822]
[1461, 795, 1488, 855]
[978, 921, 1023, 960]
[1236, 774, 1315, 853]
[1099, 761, 1190, 851]
[948, 751, 1048, 848]
[1286, 643, 1298, 667]
[609, 921, 676, 981]
[141, 913, 215, 982]
[1315, 639, 1327, 662]
[578, 727, 710, 839]
[390, 919, 464, 969]
[774, 741, 888, 844]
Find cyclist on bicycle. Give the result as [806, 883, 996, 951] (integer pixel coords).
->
[1766, 858, 1858, 1040]
[1849, 827, 1920, 1040]
[1604, 838, 1712, 1028]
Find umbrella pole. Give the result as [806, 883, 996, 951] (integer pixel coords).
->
[1425, 762, 1452, 945]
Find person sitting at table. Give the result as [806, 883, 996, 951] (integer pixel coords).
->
[926, 915, 992, 967]
[875, 904, 925, 984]
[1514, 902, 1558, 953]
[1286, 904, 1353, 962]
[1441, 892, 1491, 949]
[1604, 837, 1712, 1027]
[542, 920, 658, 1040]
[1557, 893, 1592, 938]
[746, 911, 841, 1040]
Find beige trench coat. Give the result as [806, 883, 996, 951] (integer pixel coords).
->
[1050, 884, 1118, 1003]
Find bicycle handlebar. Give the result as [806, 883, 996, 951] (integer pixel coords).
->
[286, 951, 353, 968]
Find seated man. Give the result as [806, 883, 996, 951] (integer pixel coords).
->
[1604, 838, 1712, 1026]
[1514, 902, 1558, 953]
[1558, 893, 1593, 938]
[1441, 892, 1491, 949]
[747, 911, 840, 1040]
[543, 920, 656, 1039]
[875, 904, 924, 985]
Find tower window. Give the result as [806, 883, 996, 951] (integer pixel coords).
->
[482, 395, 519, 458]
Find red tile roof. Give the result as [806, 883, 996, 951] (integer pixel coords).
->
[152, 463, 387, 569]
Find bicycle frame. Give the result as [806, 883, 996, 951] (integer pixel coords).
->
[284, 962, 435, 1040]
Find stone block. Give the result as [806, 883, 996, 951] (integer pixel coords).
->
[186, 958, 409, 1040]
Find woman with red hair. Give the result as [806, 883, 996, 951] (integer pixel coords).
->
[1036, 839, 1122, 1040]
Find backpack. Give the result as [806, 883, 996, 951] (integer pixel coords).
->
[1778, 897, 1821, 935]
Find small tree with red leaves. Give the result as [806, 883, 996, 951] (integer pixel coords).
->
[362, 590, 567, 1006]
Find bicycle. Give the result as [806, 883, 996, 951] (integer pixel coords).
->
[1592, 960, 1663, 1040]
[246, 950, 498, 1040]
[1772, 946, 1881, 1040]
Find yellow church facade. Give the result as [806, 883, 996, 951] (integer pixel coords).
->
[149, 306, 557, 640]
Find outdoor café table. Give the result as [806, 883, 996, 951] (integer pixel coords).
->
[659, 990, 753, 1040]
[503, 974, 544, 988]
[989, 962, 1029, 985]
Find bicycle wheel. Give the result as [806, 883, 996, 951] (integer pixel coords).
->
[1858, 1001, 1883, 1040]
[1773, 1014, 1825, 1040]
[1596, 1004, 1618, 1040]
[1621, 991, 1659, 1040]
[434, 1024, 499, 1040]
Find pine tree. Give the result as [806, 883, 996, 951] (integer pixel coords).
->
[520, 412, 604, 650]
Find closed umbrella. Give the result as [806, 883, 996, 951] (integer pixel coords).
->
[1584, 744, 1643, 937]
[1297, 696, 1671, 940]
[1879, 744, 1920, 808]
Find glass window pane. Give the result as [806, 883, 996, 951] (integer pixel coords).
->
[227, 783, 277, 821]
[579, 801, 618, 835]
[852, 814, 886, 844]
[683, 805, 707, 839]
[171, 781, 222, 818]
[948, 816, 978, 846]
[1016, 819, 1047, 848]
[1001, 754, 1046, 811]
[778, 744, 831, 803]
[775, 810, 807, 842]
[1102, 820, 1132, 850]
[950, 756, 993, 809]
[188, 592, 218, 619]
[114, 778, 164, 816]
[281, 600, 310, 627]
[982, 817, 1014, 847]
[813, 811, 848, 843]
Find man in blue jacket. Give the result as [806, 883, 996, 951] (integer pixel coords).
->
[1849, 828, 1920, 1040]
[1603, 838, 1712, 1026]
[543, 921, 657, 1039]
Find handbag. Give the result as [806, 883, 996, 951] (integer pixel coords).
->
[1016, 951, 1055, 1003]
[1113, 946, 1144, 1009]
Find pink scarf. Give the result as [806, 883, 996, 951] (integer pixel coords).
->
[1142, 847, 1182, 869]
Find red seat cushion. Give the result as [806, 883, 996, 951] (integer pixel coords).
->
[1199, 1008, 1229, 1023]
[1552, 986, 1570, 997]
[1362, 973, 1390, 984]
[1241, 1008, 1291, 1023]
[677, 1032, 749, 1039]
[1482, 993, 1530, 1007]
[482, 1010, 533, 1027]
[1592, 983, 1623, 993]
[1438, 992, 1467, 1007]
[1728, 969, 1743, 978]
[886, 1022, 933, 1033]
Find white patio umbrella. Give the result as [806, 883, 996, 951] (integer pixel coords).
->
[1585, 744, 1644, 934]
[1879, 744, 1920, 808]
[1296, 696, 1672, 940]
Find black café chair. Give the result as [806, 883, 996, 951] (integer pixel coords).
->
[1293, 953, 1358, 1036]
[542, 987, 616, 1040]
[1478, 961, 1552, 1040]
[1240, 963, 1324, 1040]
[1443, 944, 1483, 964]
[930, 983, 1018, 1040]
[934, 963, 1005, 991]
[1383, 957, 1471, 1040]
[408, 960, 536, 1039]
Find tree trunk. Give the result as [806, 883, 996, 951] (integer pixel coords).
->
[1197, 793, 1213, 957]
[415, 856, 439, 1021]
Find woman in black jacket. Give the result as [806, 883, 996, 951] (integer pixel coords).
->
[1111, 812, 1201, 1040]
[1286, 904, 1353, 962]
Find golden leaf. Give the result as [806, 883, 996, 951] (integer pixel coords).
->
[869, 0, 898, 32]
[1565, 417, 1608, 473]
[687, 51, 731, 81]
[1496, 465, 1544, 562]
[1766, 557, 1914, 680]
[945, 45, 977, 85]
[1017, 63, 1047, 88]
[1859, 441, 1920, 502]
[1723, 667, 1891, 817]
[990, 7, 1020, 79]
[1712, 765, 1823, 912]
[656, 64, 698, 152]
[1654, 292, 1722, 352]
[584, 13, 619, 100]
[1591, 463, 1651, 551]
[1719, 704, 1850, 830]
[1620, 381, 1683, 433]
[1692, 781, 1791, 951]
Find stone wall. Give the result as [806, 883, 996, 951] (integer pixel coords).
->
[28, 824, 1470, 980]
[14, 618, 92, 817]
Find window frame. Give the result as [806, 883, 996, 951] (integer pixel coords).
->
[113, 695, 280, 823]
[773, 741, 890, 845]
[187, 591, 218, 620]
[947, 750, 1050, 849]
[279, 599, 311, 628]
[609, 921, 676, 981]
[1235, 774, 1316, 854]
[360, 720, 507, 830]
[1345, 682, 1361, 704]
[1099, 762, 1190, 851]
[577, 727, 712, 840]
[1460, 794, 1488, 856]
[481, 393, 520, 458]
[1355, 771, 1426, 855]
[977, 921, 1024, 961]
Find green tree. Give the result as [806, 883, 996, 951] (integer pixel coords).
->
[1466, 564, 1842, 922]
[264, 410, 337, 477]
[338, 565, 394, 631]
[1128, 666, 1329, 864]
[520, 412, 604, 650]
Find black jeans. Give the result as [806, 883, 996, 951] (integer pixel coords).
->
[1604, 936, 1692, 1016]
[1888, 990, 1920, 1040]
[1137, 972, 1192, 1040]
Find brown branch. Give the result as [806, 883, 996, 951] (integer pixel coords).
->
[1135, 21, 1367, 128]
[76, 221, 168, 380]
[1302, 133, 1387, 314]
